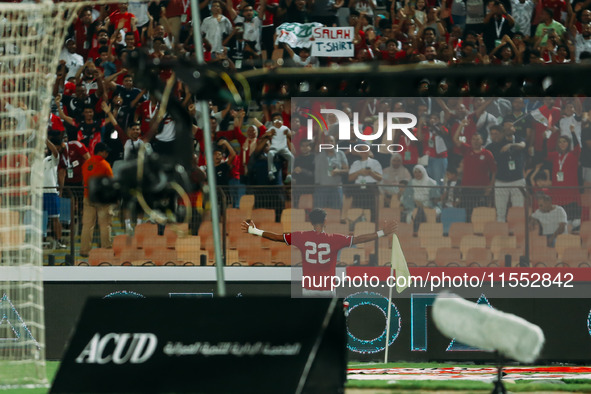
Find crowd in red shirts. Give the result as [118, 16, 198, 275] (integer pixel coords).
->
[4, 1, 591, 252]
[290, 97, 591, 230]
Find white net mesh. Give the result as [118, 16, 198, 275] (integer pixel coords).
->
[0, 0, 81, 388]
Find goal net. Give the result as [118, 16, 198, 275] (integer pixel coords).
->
[0, 0, 80, 388]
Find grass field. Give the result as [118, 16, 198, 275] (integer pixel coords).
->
[3, 361, 591, 393]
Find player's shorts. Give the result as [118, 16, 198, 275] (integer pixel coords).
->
[43, 192, 60, 218]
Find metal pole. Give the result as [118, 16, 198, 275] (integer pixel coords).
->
[384, 259, 394, 363]
[522, 186, 530, 267]
[191, 0, 226, 296]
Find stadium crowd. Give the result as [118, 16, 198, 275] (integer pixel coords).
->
[0, 0, 586, 253]
[43, 0, 591, 68]
[291, 97, 588, 230]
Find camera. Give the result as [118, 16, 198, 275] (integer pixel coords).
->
[89, 145, 191, 222]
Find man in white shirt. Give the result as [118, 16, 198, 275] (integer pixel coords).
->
[229, 4, 262, 53]
[266, 113, 294, 183]
[511, 0, 534, 36]
[573, 23, 591, 62]
[123, 121, 145, 161]
[201, 0, 233, 55]
[44, 137, 66, 249]
[530, 192, 567, 247]
[58, 39, 84, 81]
[283, 44, 319, 67]
[419, 45, 447, 66]
[348, 147, 383, 220]
[558, 101, 582, 145]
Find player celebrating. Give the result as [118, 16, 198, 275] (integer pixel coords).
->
[241, 208, 397, 296]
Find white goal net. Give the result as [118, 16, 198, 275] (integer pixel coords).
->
[0, 0, 80, 388]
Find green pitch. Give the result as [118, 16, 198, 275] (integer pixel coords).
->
[2, 361, 591, 393]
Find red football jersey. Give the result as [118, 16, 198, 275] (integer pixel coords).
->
[136, 100, 158, 135]
[58, 141, 89, 183]
[284, 231, 353, 290]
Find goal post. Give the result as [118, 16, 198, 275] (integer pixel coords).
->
[0, 0, 81, 388]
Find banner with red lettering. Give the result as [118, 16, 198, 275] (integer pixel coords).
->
[311, 27, 354, 57]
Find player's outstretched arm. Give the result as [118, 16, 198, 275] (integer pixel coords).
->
[241, 220, 285, 242]
[352, 220, 398, 245]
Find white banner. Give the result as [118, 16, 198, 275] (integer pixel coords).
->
[311, 26, 354, 57]
[275, 22, 323, 48]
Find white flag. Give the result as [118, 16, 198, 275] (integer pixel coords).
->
[391, 234, 411, 293]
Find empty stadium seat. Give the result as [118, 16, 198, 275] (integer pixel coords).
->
[339, 247, 366, 265]
[490, 235, 517, 262]
[483, 222, 509, 248]
[88, 248, 115, 266]
[112, 234, 137, 257]
[459, 234, 486, 258]
[434, 247, 462, 267]
[506, 206, 526, 233]
[176, 236, 202, 264]
[297, 194, 313, 210]
[252, 208, 276, 223]
[281, 208, 306, 225]
[378, 248, 392, 266]
[449, 222, 474, 248]
[464, 247, 493, 267]
[419, 235, 451, 262]
[558, 247, 589, 267]
[225, 208, 244, 226]
[239, 195, 255, 214]
[412, 207, 437, 223]
[441, 207, 466, 235]
[291, 222, 314, 232]
[380, 207, 402, 223]
[354, 222, 376, 236]
[260, 222, 283, 235]
[530, 247, 558, 267]
[403, 247, 429, 267]
[579, 221, 591, 243]
[163, 223, 189, 249]
[241, 248, 272, 266]
[323, 208, 342, 223]
[0, 227, 24, 248]
[389, 194, 401, 209]
[134, 223, 158, 248]
[529, 234, 548, 248]
[418, 223, 443, 239]
[378, 236, 392, 249]
[226, 249, 240, 265]
[396, 222, 413, 237]
[281, 209, 307, 232]
[271, 247, 294, 266]
[397, 235, 421, 250]
[495, 247, 524, 267]
[345, 208, 371, 223]
[555, 234, 582, 261]
[144, 237, 175, 265]
[471, 207, 496, 234]
[118, 248, 148, 266]
[325, 223, 349, 235]
[513, 223, 527, 244]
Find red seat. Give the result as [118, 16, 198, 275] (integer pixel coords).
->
[433, 247, 462, 267]
[463, 247, 493, 267]
[88, 248, 115, 266]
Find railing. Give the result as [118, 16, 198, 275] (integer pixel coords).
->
[40, 184, 590, 267]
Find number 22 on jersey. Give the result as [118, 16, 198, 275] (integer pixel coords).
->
[304, 241, 331, 264]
